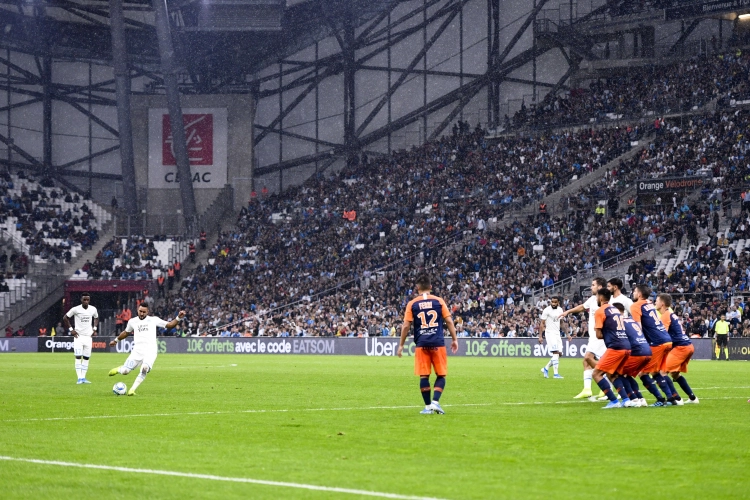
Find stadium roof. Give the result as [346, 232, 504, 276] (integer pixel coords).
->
[0, 0, 392, 79]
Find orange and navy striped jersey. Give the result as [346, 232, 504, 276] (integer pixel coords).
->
[630, 299, 671, 346]
[404, 293, 451, 347]
[660, 310, 691, 347]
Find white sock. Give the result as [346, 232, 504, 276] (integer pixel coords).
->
[425, 404, 431, 410]
[81, 359, 89, 379]
[552, 354, 560, 375]
[131, 372, 147, 391]
[75, 361, 82, 379]
[583, 369, 593, 390]
[118, 366, 129, 375]
[545, 358, 553, 369]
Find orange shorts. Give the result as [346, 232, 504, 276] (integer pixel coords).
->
[414, 346, 448, 376]
[596, 349, 630, 375]
[641, 342, 672, 374]
[621, 355, 651, 377]
[664, 344, 694, 373]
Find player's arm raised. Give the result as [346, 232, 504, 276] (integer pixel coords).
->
[560, 304, 585, 318]
[164, 310, 187, 330]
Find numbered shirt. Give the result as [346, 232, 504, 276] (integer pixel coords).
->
[540, 306, 563, 338]
[404, 293, 451, 348]
[660, 310, 692, 347]
[623, 318, 652, 357]
[594, 304, 631, 350]
[125, 315, 168, 350]
[630, 300, 671, 346]
[65, 305, 99, 337]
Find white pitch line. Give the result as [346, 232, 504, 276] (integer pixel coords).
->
[5, 390, 750, 424]
[1, 403, 492, 423]
[0, 456, 446, 500]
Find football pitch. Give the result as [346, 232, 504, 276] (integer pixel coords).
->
[1, 354, 748, 499]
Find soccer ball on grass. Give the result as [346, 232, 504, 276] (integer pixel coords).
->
[113, 382, 127, 395]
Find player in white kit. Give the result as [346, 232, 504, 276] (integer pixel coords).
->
[539, 297, 569, 379]
[62, 293, 99, 384]
[108, 304, 185, 396]
[560, 277, 607, 398]
[607, 277, 633, 318]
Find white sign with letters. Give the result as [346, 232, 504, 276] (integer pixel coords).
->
[148, 108, 228, 189]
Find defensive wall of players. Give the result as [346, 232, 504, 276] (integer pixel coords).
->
[0, 336, 739, 359]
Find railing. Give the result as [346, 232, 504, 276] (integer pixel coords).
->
[528, 267, 596, 303]
[113, 185, 234, 238]
[600, 230, 675, 271]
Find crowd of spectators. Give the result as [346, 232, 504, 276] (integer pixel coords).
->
[509, 51, 750, 130]
[141, 107, 732, 338]
[79, 237, 161, 280]
[145, 119, 650, 337]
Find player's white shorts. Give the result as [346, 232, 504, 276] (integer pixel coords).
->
[124, 348, 158, 372]
[73, 336, 92, 357]
[585, 338, 606, 359]
[545, 335, 563, 353]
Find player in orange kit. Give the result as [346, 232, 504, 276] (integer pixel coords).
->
[397, 274, 458, 415]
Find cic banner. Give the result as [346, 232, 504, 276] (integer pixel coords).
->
[148, 108, 228, 189]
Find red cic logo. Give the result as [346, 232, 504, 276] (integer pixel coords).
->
[162, 114, 214, 166]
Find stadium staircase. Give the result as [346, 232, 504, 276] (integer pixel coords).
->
[496, 135, 651, 226]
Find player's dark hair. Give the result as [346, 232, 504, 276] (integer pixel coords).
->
[551, 296, 561, 302]
[597, 288, 612, 301]
[81, 292, 90, 298]
[612, 302, 625, 313]
[593, 277, 606, 288]
[635, 284, 652, 298]
[658, 293, 672, 308]
[138, 302, 149, 309]
[416, 274, 431, 291]
[607, 277, 623, 290]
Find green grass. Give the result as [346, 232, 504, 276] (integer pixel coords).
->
[0, 354, 748, 499]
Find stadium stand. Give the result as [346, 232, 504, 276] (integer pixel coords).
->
[509, 51, 750, 130]
[72, 236, 193, 281]
[0, 171, 110, 264]
[157, 100, 750, 339]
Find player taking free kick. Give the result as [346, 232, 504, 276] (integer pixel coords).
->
[109, 304, 185, 395]
[397, 275, 458, 415]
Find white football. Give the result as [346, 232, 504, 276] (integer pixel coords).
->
[113, 382, 127, 395]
